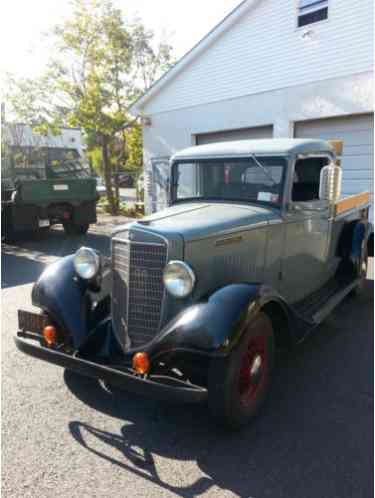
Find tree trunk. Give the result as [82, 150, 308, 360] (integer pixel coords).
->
[102, 137, 117, 215]
[114, 134, 126, 211]
[114, 159, 120, 211]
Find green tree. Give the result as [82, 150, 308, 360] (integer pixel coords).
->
[125, 124, 143, 171]
[4, 0, 173, 214]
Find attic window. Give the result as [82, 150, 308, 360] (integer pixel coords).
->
[298, 0, 328, 27]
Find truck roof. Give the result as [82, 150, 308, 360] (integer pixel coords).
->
[172, 138, 335, 161]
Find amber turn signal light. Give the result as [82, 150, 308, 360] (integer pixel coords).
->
[132, 352, 150, 375]
[43, 325, 57, 346]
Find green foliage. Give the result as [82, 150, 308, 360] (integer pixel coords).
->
[86, 146, 103, 176]
[4, 75, 57, 129]
[4, 0, 174, 214]
[126, 124, 143, 171]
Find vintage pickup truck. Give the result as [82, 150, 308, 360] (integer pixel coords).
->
[16, 139, 372, 429]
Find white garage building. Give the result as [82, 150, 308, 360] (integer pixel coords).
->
[130, 0, 374, 217]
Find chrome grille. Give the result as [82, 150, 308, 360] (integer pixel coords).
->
[112, 237, 167, 349]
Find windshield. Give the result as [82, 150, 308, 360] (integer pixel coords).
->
[173, 156, 286, 206]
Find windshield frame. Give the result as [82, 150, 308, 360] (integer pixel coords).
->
[170, 155, 288, 208]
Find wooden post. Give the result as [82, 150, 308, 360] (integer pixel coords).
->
[328, 140, 343, 167]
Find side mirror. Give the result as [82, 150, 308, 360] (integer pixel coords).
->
[319, 162, 342, 203]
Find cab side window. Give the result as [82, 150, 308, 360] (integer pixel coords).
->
[291, 157, 329, 202]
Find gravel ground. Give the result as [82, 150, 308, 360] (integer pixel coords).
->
[1, 222, 373, 498]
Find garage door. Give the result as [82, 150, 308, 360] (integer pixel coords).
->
[295, 114, 374, 220]
[196, 125, 273, 145]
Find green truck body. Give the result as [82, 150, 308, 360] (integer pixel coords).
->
[1, 127, 98, 239]
[2, 177, 98, 239]
[14, 178, 97, 204]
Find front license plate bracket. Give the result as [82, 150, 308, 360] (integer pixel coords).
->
[18, 310, 49, 335]
[38, 219, 50, 228]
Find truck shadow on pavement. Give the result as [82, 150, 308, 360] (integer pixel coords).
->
[65, 282, 373, 498]
[1, 228, 110, 288]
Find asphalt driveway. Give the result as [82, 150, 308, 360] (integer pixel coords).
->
[2, 227, 373, 498]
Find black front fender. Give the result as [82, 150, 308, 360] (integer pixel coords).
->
[146, 283, 290, 360]
[32, 255, 99, 349]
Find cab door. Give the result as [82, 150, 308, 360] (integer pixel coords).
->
[280, 155, 333, 304]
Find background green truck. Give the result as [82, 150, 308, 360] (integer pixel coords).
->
[2, 124, 98, 240]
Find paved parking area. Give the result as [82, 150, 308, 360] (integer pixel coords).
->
[1, 227, 373, 498]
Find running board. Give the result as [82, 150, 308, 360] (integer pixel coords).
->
[312, 279, 359, 324]
[293, 277, 359, 325]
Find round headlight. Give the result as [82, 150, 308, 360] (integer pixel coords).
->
[73, 247, 100, 280]
[163, 261, 195, 298]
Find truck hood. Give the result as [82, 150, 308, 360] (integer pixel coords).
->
[132, 202, 281, 242]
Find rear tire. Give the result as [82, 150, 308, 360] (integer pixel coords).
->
[208, 312, 275, 430]
[350, 242, 368, 297]
[32, 226, 50, 241]
[63, 222, 89, 236]
[368, 233, 374, 257]
[2, 208, 16, 243]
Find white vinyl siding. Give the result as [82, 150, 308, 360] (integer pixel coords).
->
[196, 125, 273, 145]
[144, 0, 373, 114]
[294, 113, 374, 219]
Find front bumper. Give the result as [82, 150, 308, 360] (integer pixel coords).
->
[15, 333, 207, 404]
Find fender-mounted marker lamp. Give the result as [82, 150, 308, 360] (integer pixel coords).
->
[132, 352, 150, 375]
[43, 325, 57, 347]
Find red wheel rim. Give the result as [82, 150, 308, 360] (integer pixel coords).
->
[238, 335, 268, 406]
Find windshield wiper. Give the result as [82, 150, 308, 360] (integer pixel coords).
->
[249, 154, 276, 186]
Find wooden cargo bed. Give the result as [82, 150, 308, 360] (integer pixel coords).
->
[334, 192, 370, 216]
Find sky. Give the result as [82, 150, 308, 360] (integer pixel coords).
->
[1, 0, 242, 79]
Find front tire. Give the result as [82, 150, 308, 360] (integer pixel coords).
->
[208, 311, 275, 430]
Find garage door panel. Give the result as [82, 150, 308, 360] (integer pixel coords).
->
[298, 130, 373, 148]
[342, 179, 373, 192]
[344, 169, 373, 180]
[296, 114, 374, 134]
[341, 155, 373, 170]
[295, 113, 374, 222]
[196, 125, 273, 145]
[343, 145, 373, 156]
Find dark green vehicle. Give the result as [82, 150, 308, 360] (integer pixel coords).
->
[16, 139, 372, 429]
[2, 143, 98, 240]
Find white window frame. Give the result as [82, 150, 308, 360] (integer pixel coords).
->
[296, 0, 329, 29]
